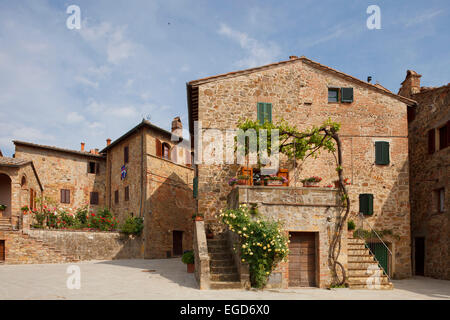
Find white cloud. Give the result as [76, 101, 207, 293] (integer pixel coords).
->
[74, 75, 99, 88]
[405, 10, 444, 27]
[218, 23, 280, 68]
[66, 111, 85, 123]
[110, 106, 139, 118]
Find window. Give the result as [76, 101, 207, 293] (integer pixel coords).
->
[375, 141, 390, 165]
[428, 129, 436, 154]
[60, 189, 70, 204]
[340, 88, 354, 103]
[88, 162, 98, 174]
[359, 194, 374, 215]
[328, 88, 339, 103]
[90, 192, 99, 205]
[407, 107, 416, 123]
[30, 188, 36, 210]
[114, 190, 119, 204]
[438, 125, 448, 150]
[435, 188, 445, 213]
[257, 102, 272, 124]
[124, 186, 129, 201]
[124, 146, 129, 164]
[162, 143, 171, 160]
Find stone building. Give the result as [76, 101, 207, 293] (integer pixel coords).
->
[0, 117, 194, 263]
[101, 119, 195, 258]
[399, 71, 450, 280]
[187, 56, 415, 288]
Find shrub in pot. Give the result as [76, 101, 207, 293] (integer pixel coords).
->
[192, 213, 204, 221]
[182, 250, 195, 273]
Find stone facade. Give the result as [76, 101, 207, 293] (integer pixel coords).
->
[228, 186, 344, 288]
[188, 56, 414, 282]
[103, 120, 195, 259]
[14, 141, 106, 212]
[399, 71, 450, 280]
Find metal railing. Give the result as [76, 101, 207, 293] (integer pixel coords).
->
[356, 212, 393, 280]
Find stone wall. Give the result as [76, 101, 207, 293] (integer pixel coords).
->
[228, 186, 344, 288]
[406, 83, 450, 280]
[25, 229, 143, 260]
[194, 59, 412, 278]
[14, 144, 106, 211]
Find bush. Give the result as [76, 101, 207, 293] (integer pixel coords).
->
[120, 216, 144, 235]
[75, 206, 89, 225]
[88, 208, 118, 231]
[219, 204, 289, 289]
[181, 250, 194, 264]
[347, 220, 356, 231]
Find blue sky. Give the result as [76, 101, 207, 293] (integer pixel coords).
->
[0, 0, 449, 156]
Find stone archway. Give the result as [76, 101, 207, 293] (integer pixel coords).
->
[0, 173, 12, 218]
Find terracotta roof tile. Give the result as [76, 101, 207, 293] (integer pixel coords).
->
[13, 140, 104, 158]
[0, 157, 31, 167]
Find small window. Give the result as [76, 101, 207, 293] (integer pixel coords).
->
[407, 107, 416, 123]
[359, 194, 374, 215]
[428, 129, 436, 154]
[375, 141, 390, 165]
[90, 192, 99, 205]
[88, 162, 96, 174]
[435, 188, 445, 213]
[114, 190, 119, 204]
[257, 102, 272, 124]
[162, 143, 171, 160]
[438, 125, 448, 150]
[328, 88, 339, 103]
[341, 87, 354, 103]
[124, 146, 129, 164]
[124, 186, 129, 201]
[61, 189, 70, 204]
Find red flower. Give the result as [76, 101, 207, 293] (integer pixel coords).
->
[91, 213, 96, 217]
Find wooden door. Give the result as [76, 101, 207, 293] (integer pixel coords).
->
[0, 240, 5, 261]
[288, 232, 316, 287]
[172, 231, 183, 256]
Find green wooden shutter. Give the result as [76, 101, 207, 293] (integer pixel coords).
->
[375, 141, 390, 165]
[193, 176, 198, 199]
[341, 87, 354, 103]
[359, 194, 374, 215]
[257, 103, 272, 124]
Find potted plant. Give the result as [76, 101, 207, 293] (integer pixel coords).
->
[0, 204, 6, 212]
[264, 175, 287, 186]
[192, 213, 204, 221]
[253, 172, 263, 186]
[347, 219, 356, 237]
[182, 250, 195, 273]
[301, 176, 322, 187]
[334, 178, 351, 188]
[206, 225, 214, 239]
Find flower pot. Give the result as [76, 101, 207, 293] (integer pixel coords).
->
[302, 181, 319, 187]
[187, 263, 195, 273]
[237, 179, 249, 185]
[194, 216, 204, 221]
[266, 179, 283, 186]
[206, 233, 214, 239]
[334, 181, 340, 188]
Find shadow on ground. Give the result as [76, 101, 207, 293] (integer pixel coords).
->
[392, 276, 450, 299]
[96, 258, 199, 290]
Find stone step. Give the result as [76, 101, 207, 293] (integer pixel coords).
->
[348, 238, 365, 244]
[348, 249, 371, 255]
[209, 252, 232, 260]
[349, 283, 393, 290]
[348, 262, 380, 270]
[348, 255, 376, 263]
[348, 269, 377, 277]
[210, 266, 238, 274]
[348, 276, 390, 285]
[210, 259, 235, 268]
[210, 281, 242, 290]
[208, 245, 229, 253]
[207, 239, 228, 247]
[210, 273, 240, 282]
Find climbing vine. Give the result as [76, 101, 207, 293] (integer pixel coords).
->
[235, 118, 350, 287]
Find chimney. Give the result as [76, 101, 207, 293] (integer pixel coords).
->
[106, 138, 111, 146]
[171, 116, 183, 137]
[289, 55, 298, 60]
[95, 148, 99, 155]
[81, 142, 85, 152]
[398, 70, 422, 98]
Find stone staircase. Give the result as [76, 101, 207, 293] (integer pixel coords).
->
[0, 217, 12, 231]
[207, 235, 242, 289]
[347, 237, 393, 289]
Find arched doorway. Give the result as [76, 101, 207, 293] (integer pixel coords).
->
[0, 173, 12, 218]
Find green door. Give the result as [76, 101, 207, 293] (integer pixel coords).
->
[366, 242, 389, 275]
